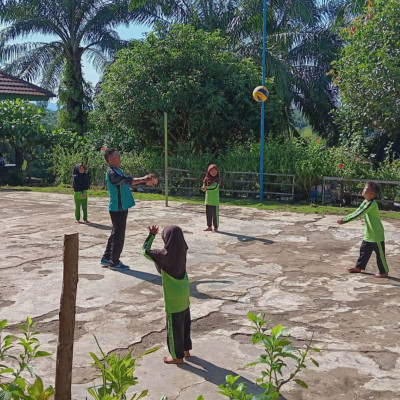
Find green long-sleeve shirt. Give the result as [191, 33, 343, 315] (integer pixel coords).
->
[142, 234, 190, 314]
[342, 199, 384, 242]
[204, 182, 220, 206]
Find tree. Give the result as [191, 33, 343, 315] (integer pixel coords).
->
[93, 24, 277, 154]
[230, 0, 342, 140]
[129, 0, 237, 33]
[332, 0, 400, 156]
[130, 0, 342, 140]
[0, 99, 48, 149]
[0, 0, 132, 134]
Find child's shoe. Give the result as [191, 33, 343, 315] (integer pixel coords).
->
[100, 257, 112, 267]
[109, 261, 129, 270]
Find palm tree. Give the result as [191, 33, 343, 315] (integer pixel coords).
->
[129, 0, 342, 140]
[0, 0, 133, 134]
[129, 0, 237, 33]
[229, 0, 343, 140]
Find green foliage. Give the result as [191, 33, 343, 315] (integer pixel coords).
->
[93, 24, 275, 154]
[0, 100, 49, 149]
[247, 313, 319, 393]
[218, 313, 319, 400]
[0, 0, 130, 135]
[87, 335, 158, 400]
[50, 135, 400, 201]
[0, 318, 54, 399]
[57, 59, 92, 135]
[333, 0, 400, 154]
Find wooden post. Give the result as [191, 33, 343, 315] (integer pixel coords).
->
[55, 233, 79, 400]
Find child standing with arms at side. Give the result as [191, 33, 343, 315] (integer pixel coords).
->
[201, 164, 221, 232]
[142, 225, 192, 364]
[72, 163, 90, 223]
[337, 181, 389, 278]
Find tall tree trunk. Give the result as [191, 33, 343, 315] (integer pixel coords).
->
[58, 54, 87, 135]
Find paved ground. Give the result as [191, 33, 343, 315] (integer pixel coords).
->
[1, 190, 400, 400]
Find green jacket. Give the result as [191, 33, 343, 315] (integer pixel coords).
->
[142, 234, 190, 314]
[342, 199, 384, 242]
[204, 182, 220, 206]
[106, 166, 135, 212]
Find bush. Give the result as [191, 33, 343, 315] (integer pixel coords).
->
[50, 138, 399, 199]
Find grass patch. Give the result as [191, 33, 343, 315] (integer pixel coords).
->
[2, 185, 400, 220]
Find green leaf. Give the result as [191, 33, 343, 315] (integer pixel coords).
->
[270, 324, 283, 338]
[34, 350, 51, 358]
[27, 376, 44, 397]
[247, 312, 258, 323]
[0, 368, 14, 375]
[310, 358, 319, 367]
[0, 320, 7, 330]
[294, 379, 308, 388]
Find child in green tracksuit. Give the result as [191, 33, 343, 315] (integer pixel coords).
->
[337, 181, 389, 278]
[201, 164, 221, 232]
[72, 163, 90, 223]
[142, 225, 191, 364]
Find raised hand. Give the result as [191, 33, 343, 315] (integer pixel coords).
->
[148, 225, 159, 235]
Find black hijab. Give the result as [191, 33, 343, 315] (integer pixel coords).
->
[72, 163, 90, 192]
[149, 225, 188, 280]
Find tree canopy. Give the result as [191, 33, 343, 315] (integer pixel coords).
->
[333, 0, 400, 155]
[93, 24, 278, 154]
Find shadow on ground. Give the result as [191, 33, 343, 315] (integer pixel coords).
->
[179, 356, 287, 399]
[217, 230, 273, 244]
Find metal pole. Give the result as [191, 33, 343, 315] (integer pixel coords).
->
[164, 112, 168, 207]
[260, 0, 267, 201]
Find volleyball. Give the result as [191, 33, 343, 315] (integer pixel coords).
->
[253, 86, 269, 102]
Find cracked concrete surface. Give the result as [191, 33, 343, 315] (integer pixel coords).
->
[1, 190, 399, 400]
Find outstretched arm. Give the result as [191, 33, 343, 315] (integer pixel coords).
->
[340, 200, 373, 224]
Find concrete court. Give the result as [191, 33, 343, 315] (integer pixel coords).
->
[0, 190, 399, 400]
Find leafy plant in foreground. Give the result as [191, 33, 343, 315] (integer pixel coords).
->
[87, 335, 158, 400]
[0, 317, 53, 399]
[218, 312, 320, 399]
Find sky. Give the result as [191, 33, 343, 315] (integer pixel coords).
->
[0, 22, 151, 103]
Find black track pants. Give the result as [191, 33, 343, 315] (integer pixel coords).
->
[103, 210, 128, 265]
[166, 307, 192, 360]
[206, 205, 219, 228]
[355, 240, 389, 275]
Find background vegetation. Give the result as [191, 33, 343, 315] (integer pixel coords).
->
[0, 0, 399, 200]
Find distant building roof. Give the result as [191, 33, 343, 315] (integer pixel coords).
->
[0, 71, 56, 101]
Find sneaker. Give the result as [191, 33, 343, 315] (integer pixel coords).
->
[109, 262, 129, 270]
[100, 257, 112, 266]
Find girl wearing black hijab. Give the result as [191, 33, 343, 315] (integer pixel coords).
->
[72, 163, 90, 223]
[142, 225, 192, 364]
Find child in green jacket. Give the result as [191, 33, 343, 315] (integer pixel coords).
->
[201, 164, 221, 232]
[337, 181, 389, 278]
[143, 225, 192, 364]
[72, 163, 90, 223]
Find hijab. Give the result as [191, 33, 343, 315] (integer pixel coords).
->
[72, 163, 90, 192]
[149, 225, 188, 280]
[203, 164, 221, 186]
